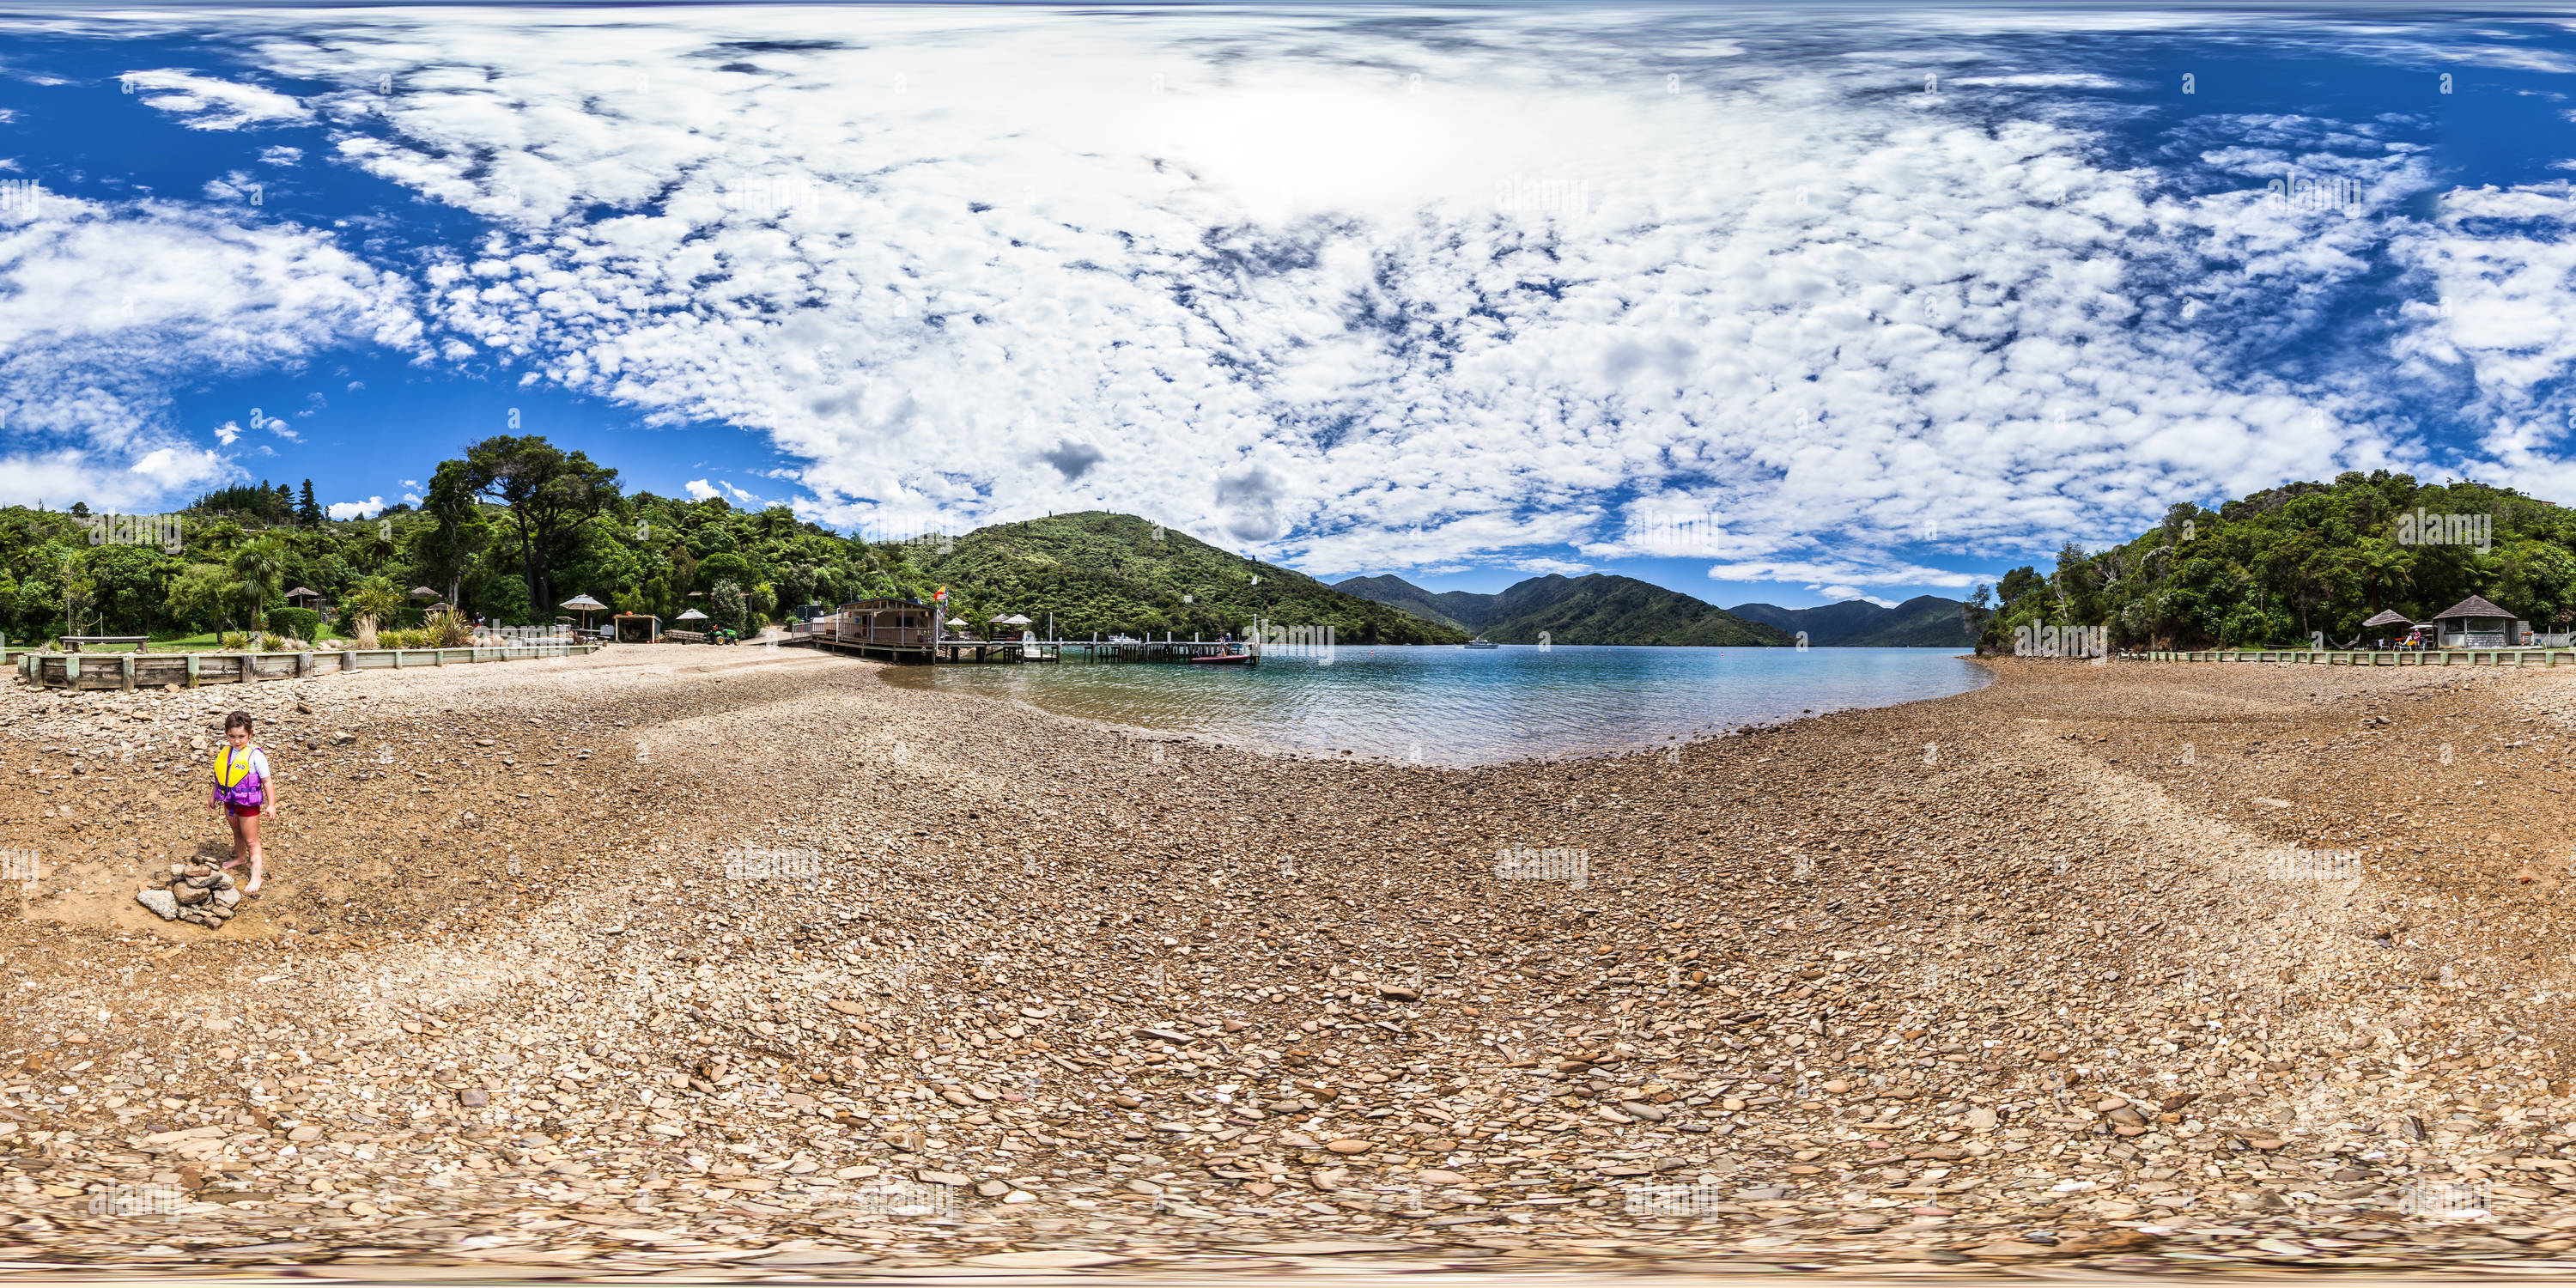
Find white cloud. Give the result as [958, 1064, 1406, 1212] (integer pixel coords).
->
[127, 446, 228, 492]
[258, 145, 303, 166]
[119, 69, 310, 130]
[1948, 73, 2126, 89]
[327, 495, 385, 519]
[52, 8, 2526, 579]
[400, 491, 422, 506]
[1708, 557, 1984, 592]
[2389, 182, 2576, 500]
[1814, 586, 1900, 609]
[1512, 557, 1595, 576]
[0, 185, 416, 508]
[683, 478, 720, 501]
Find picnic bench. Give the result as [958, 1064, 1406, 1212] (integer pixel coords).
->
[59, 635, 148, 653]
[665, 629, 709, 645]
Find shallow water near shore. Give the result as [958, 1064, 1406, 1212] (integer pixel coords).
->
[878, 643, 1990, 764]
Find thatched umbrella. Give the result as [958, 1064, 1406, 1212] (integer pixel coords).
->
[410, 586, 437, 599]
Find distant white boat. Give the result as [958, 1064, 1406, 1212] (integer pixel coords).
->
[1464, 637, 1498, 649]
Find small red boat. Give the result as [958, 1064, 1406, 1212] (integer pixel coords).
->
[1190, 651, 1256, 665]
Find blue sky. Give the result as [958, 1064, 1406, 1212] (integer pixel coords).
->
[5, 6, 2576, 606]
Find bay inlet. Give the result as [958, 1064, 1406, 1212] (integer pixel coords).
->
[878, 643, 1992, 765]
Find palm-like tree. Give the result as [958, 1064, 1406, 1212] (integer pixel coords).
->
[229, 537, 289, 631]
[2354, 537, 2413, 613]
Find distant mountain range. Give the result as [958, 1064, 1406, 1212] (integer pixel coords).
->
[1728, 596, 1979, 647]
[1335, 574, 1975, 647]
[1334, 573, 1787, 646]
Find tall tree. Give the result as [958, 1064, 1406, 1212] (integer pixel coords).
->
[415, 461, 489, 608]
[297, 480, 323, 527]
[458, 437, 620, 615]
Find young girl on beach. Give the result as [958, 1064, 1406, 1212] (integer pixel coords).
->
[205, 710, 276, 896]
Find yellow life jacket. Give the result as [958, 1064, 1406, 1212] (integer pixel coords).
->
[214, 745, 265, 805]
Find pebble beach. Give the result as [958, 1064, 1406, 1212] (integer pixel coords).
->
[0, 644, 2573, 1274]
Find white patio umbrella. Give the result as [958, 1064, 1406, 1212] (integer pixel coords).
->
[559, 593, 607, 631]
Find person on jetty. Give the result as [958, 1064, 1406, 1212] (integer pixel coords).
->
[205, 710, 276, 896]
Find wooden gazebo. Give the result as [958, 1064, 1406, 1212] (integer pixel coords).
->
[2431, 595, 2518, 648]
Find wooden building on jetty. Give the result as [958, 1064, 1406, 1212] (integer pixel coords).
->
[786, 598, 1257, 665]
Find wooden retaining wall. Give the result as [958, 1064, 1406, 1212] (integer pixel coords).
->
[2134, 648, 2576, 668]
[16, 643, 604, 691]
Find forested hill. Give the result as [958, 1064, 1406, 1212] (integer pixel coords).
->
[917, 513, 1466, 643]
[1971, 471, 2576, 652]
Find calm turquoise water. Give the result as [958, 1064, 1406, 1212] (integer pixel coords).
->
[879, 645, 1989, 766]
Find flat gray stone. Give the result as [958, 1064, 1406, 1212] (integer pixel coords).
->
[135, 888, 179, 920]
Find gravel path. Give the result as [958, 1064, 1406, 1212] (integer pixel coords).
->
[0, 647, 2571, 1274]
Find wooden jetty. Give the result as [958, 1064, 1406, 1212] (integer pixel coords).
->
[785, 601, 1256, 665]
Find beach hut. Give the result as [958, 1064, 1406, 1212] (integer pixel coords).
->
[284, 586, 324, 608]
[835, 598, 933, 648]
[2361, 609, 2411, 648]
[2430, 594, 2518, 648]
[613, 613, 660, 644]
[410, 586, 438, 600]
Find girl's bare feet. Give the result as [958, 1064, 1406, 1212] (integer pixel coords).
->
[245, 855, 263, 896]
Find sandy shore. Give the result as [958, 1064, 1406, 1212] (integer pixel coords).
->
[0, 646, 2573, 1273]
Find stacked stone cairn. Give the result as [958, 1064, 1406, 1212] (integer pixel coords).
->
[135, 863, 241, 928]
